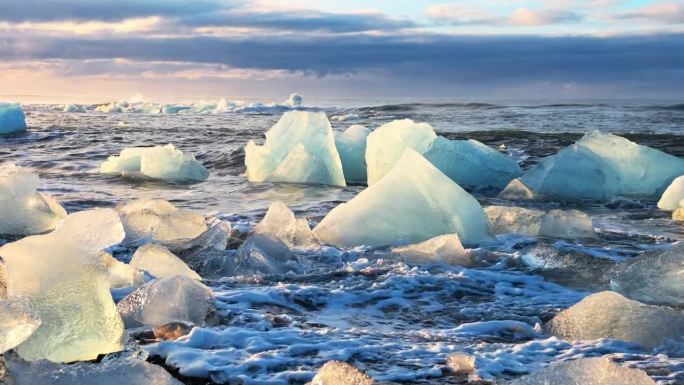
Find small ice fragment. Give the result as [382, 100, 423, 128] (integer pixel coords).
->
[314, 148, 491, 247]
[0, 164, 67, 236]
[0, 301, 41, 354]
[310, 361, 373, 385]
[485, 206, 544, 236]
[234, 235, 296, 275]
[507, 357, 656, 385]
[393, 234, 472, 266]
[131, 244, 201, 280]
[446, 353, 476, 375]
[539, 209, 595, 238]
[674, 206, 684, 221]
[334, 124, 371, 183]
[101, 144, 209, 183]
[117, 275, 212, 328]
[498, 178, 538, 200]
[102, 251, 146, 289]
[0, 102, 26, 134]
[253, 201, 313, 249]
[658, 175, 684, 211]
[331, 113, 360, 122]
[545, 291, 684, 348]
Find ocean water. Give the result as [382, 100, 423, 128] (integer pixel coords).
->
[1, 98, 684, 384]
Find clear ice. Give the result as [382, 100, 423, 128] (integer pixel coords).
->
[253, 201, 314, 249]
[131, 243, 201, 280]
[100, 144, 209, 183]
[392, 234, 471, 266]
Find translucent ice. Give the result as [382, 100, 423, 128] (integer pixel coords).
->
[545, 291, 684, 348]
[101, 144, 209, 183]
[424, 137, 522, 189]
[498, 178, 538, 200]
[365, 119, 437, 185]
[508, 357, 655, 385]
[658, 176, 684, 210]
[253, 201, 314, 249]
[234, 235, 296, 275]
[0, 164, 67, 235]
[0, 208, 126, 362]
[310, 361, 373, 385]
[244, 111, 346, 186]
[486, 206, 544, 236]
[0, 301, 41, 354]
[102, 252, 146, 289]
[539, 209, 595, 238]
[521, 131, 684, 200]
[313, 148, 491, 247]
[334, 124, 371, 183]
[117, 198, 207, 246]
[392, 234, 472, 266]
[131, 244, 201, 280]
[117, 275, 212, 328]
[0, 102, 26, 134]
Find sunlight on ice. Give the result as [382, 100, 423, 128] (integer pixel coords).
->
[253, 201, 314, 249]
[131, 243, 201, 280]
[392, 233, 472, 266]
[0, 301, 41, 354]
[658, 175, 684, 210]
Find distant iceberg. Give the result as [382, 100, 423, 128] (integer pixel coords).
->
[63, 104, 87, 113]
[0, 102, 27, 134]
[100, 144, 209, 183]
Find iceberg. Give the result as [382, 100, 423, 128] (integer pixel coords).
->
[334, 124, 371, 183]
[392, 234, 472, 266]
[0, 301, 41, 354]
[424, 137, 522, 189]
[244, 111, 346, 186]
[310, 361, 373, 385]
[63, 104, 87, 113]
[508, 357, 655, 385]
[0, 163, 67, 236]
[130, 243, 201, 280]
[0, 102, 26, 134]
[313, 148, 491, 247]
[365, 119, 437, 185]
[117, 275, 212, 328]
[545, 291, 684, 348]
[521, 131, 684, 200]
[658, 175, 684, 210]
[0, 208, 126, 362]
[253, 201, 314, 249]
[116, 198, 208, 246]
[100, 144, 209, 183]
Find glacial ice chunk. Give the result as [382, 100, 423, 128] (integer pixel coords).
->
[0, 164, 67, 236]
[539, 209, 595, 238]
[101, 144, 209, 183]
[508, 357, 655, 385]
[521, 131, 684, 200]
[486, 206, 544, 236]
[675, 206, 684, 222]
[233, 235, 296, 275]
[253, 201, 313, 249]
[334, 124, 371, 183]
[117, 198, 207, 246]
[0, 301, 41, 354]
[131, 244, 201, 280]
[366, 119, 437, 185]
[424, 137, 522, 189]
[313, 148, 491, 247]
[117, 275, 212, 328]
[63, 104, 87, 113]
[0, 102, 26, 134]
[498, 178, 538, 200]
[102, 252, 145, 289]
[310, 361, 373, 385]
[658, 176, 684, 210]
[392, 234, 472, 266]
[545, 291, 684, 348]
[0, 208, 126, 362]
[244, 111, 346, 186]
[446, 353, 476, 375]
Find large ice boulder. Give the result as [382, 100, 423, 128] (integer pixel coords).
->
[116, 199, 207, 246]
[521, 131, 684, 200]
[0, 102, 26, 134]
[392, 234, 472, 266]
[610, 243, 684, 307]
[313, 148, 491, 247]
[253, 201, 314, 249]
[334, 124, 371, 183]
[117, 275, 212, 328]
[507, 357, 655, 385]
[131, 244, 201, 280]
[366, 119, 437, 185]
[100, 144, 209, 183]
[0, 209, 126, 362]
[545, 291, 684, 348]
[0, 301, 41, 354]
[424, 137, 522, 190]
[658, 176, 684, 210]
[0, 164, 67, 236]
[244, 111, 346, 186]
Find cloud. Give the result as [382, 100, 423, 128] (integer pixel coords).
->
[618, 2, 684, 24]
[427, 3, 582, 27]
[509, 8, 581, 26]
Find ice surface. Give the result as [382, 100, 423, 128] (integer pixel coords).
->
[539, 209, 595, 238]
[310, 361, 373, 385]
[117, 198, 207, 246]
[365, 119, 437, 185]
[313, 148, 491, 247]
[100, 144, 209, 182]
[253, 201, 314, 249]
[244, 111, 346, 186]
[392, 234, 472, 266]
[507, 357, 655, 385]
[334, 124, 371, 183]
[610, 243, 684, 306]
[102, 251, 146, 289]
[498, 178, 538, 200]
[117, 275, 212, 328]
[0, 301, 41, 354]
[486, 206, 544, 236]
[3, 353, 183, 385]
[545, 291, 684, 348]
[0, 164, 67, 236]
[0, 208, 125, 362]
[131, 243, 201, 280]
[521, 131, 684, 200]
[658, 175, 684, 210]
[0, 102, 26, 134]
[424, 137, 522, 189]
[63, 104, 86, 113]
[233, 235, 296, 275]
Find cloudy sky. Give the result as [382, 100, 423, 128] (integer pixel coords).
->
[0, 0, 682, 102]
